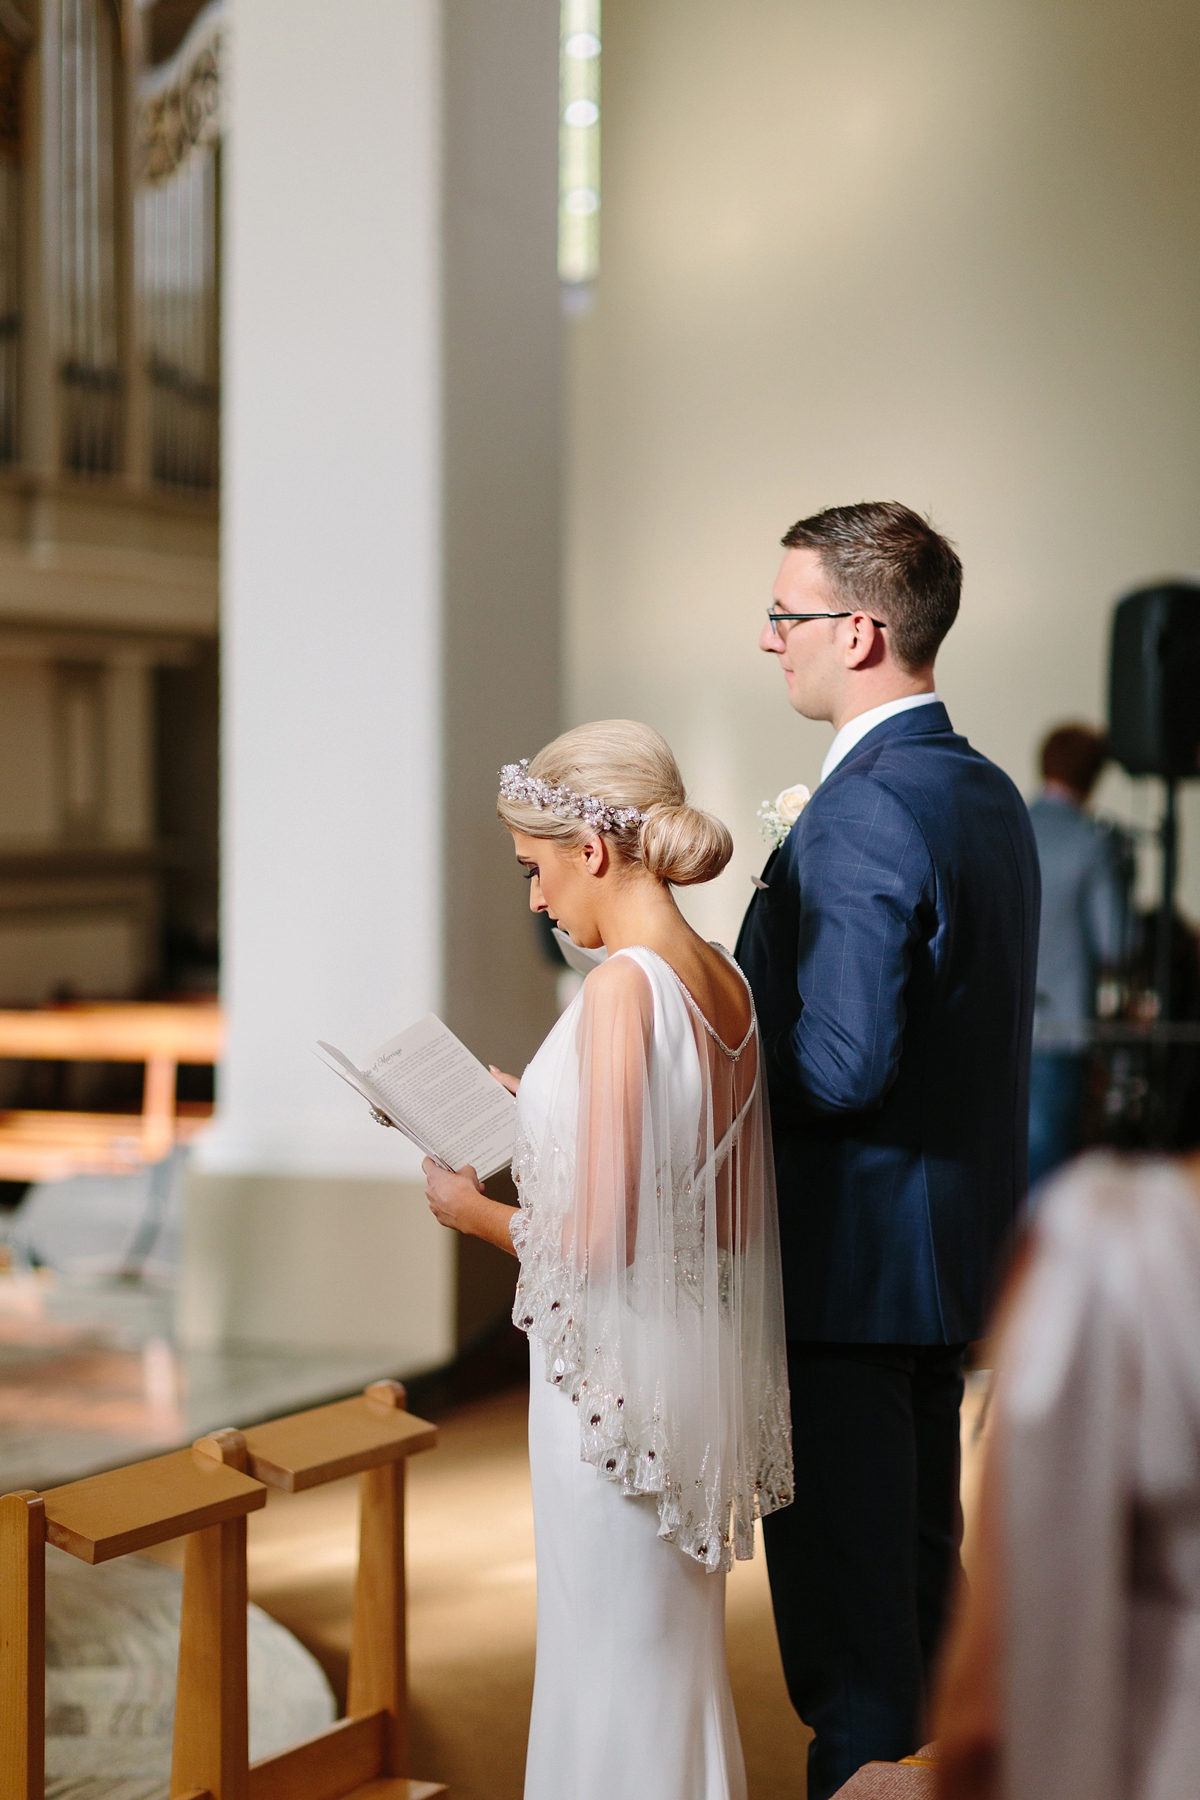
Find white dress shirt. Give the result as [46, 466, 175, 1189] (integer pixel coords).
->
[820, 693, 941, 784]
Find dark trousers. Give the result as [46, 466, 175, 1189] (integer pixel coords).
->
[762, 1341, 966, 1800]
[1027, 1049, 1089, 1191]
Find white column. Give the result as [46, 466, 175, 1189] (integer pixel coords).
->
[183, 0, 453, 1362]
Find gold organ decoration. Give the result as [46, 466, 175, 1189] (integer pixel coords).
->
[137, 31, 219, 183]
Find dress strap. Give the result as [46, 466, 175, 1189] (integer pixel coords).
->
[670, 945, 755, 1059]
[709, 1086, 756, 1175]
[615, 944, 755, 1059]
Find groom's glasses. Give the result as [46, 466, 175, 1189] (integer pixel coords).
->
[766, 608, 888, 639]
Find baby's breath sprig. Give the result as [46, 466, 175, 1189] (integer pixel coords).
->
[758, 784, 811, 851]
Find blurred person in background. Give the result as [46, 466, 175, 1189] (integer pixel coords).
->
[933, 1146, 1200, 1800]
[1027, 725, 1127, 1188]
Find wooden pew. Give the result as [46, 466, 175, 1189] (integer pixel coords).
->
[0, 1381, 444, 1800]
[0, 1000, 222, 1180]
[1, 1438, 265, 1800]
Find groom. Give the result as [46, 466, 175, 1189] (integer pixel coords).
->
[735, 502, 1039, 1800]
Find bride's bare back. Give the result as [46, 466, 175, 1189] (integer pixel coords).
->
[642, 928, 753, 1051]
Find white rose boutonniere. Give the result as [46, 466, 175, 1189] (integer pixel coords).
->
[758, 783, 811, 850]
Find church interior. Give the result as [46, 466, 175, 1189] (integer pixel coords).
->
[0, 1, 1197, 1797]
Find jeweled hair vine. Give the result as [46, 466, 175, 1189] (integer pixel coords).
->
[498, 760, 647, 836]
[497, 720, 734, 887]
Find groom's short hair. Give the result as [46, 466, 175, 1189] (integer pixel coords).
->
[782, 502, 961, 672]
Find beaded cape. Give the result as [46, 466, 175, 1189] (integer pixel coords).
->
[509, 944, 793, 1571]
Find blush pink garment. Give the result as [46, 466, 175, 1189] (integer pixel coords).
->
[997, 1154, 1200, 1800]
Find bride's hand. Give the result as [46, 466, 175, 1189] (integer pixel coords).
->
[422, 1158, 518, 1257]
[489, 1065, 521, 1096]
[423, 1159, 485, 1234]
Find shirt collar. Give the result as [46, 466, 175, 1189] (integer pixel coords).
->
[820, 693, 941, 783]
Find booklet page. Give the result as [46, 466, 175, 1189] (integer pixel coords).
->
[319, 1016, 516, 1180]
[316, 1042, 449, 1167]
[364, 1016, 516, 1179]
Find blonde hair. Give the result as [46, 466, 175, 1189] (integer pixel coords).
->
[497, 720, 733, 887]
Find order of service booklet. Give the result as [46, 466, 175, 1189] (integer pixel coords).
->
[317, 1015, 516, 1180]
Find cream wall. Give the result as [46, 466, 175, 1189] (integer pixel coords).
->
[566, 0, 1200, 944]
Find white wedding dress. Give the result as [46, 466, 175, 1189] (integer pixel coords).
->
[996, 1153, 1200, 1800]
[510, 945, 792, 1800]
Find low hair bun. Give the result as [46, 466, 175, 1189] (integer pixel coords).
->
[639, 802, 733, 887]
[498, 719, 734, 886]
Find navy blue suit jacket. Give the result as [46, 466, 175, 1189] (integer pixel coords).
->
[735, 703, 1040, 1345]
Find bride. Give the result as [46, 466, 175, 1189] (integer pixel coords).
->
[422, 719, 792, 1800]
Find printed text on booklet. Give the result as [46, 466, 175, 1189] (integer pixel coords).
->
[317, 1014, 516, 1180]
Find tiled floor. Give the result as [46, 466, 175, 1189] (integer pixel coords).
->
[0, 1268, 419, 1493]
[0, 1163, 428, 1493]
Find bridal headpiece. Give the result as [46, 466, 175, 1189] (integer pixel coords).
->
[498, 759, 646, 834]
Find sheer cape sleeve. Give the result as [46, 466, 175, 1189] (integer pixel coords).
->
[510, 947, 793, 1571]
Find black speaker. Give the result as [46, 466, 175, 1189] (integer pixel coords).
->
[1108, 583, 1200, 779]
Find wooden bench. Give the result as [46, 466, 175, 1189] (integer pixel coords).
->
[0, 1379, 444, 1800]
[0, 1000, 222, 1181]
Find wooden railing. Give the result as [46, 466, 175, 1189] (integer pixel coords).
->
[0, 1000, 222, 1181]
[0, 1379, 445, 1800]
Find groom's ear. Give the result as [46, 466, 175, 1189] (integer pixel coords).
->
[843, 612, 887, 669]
